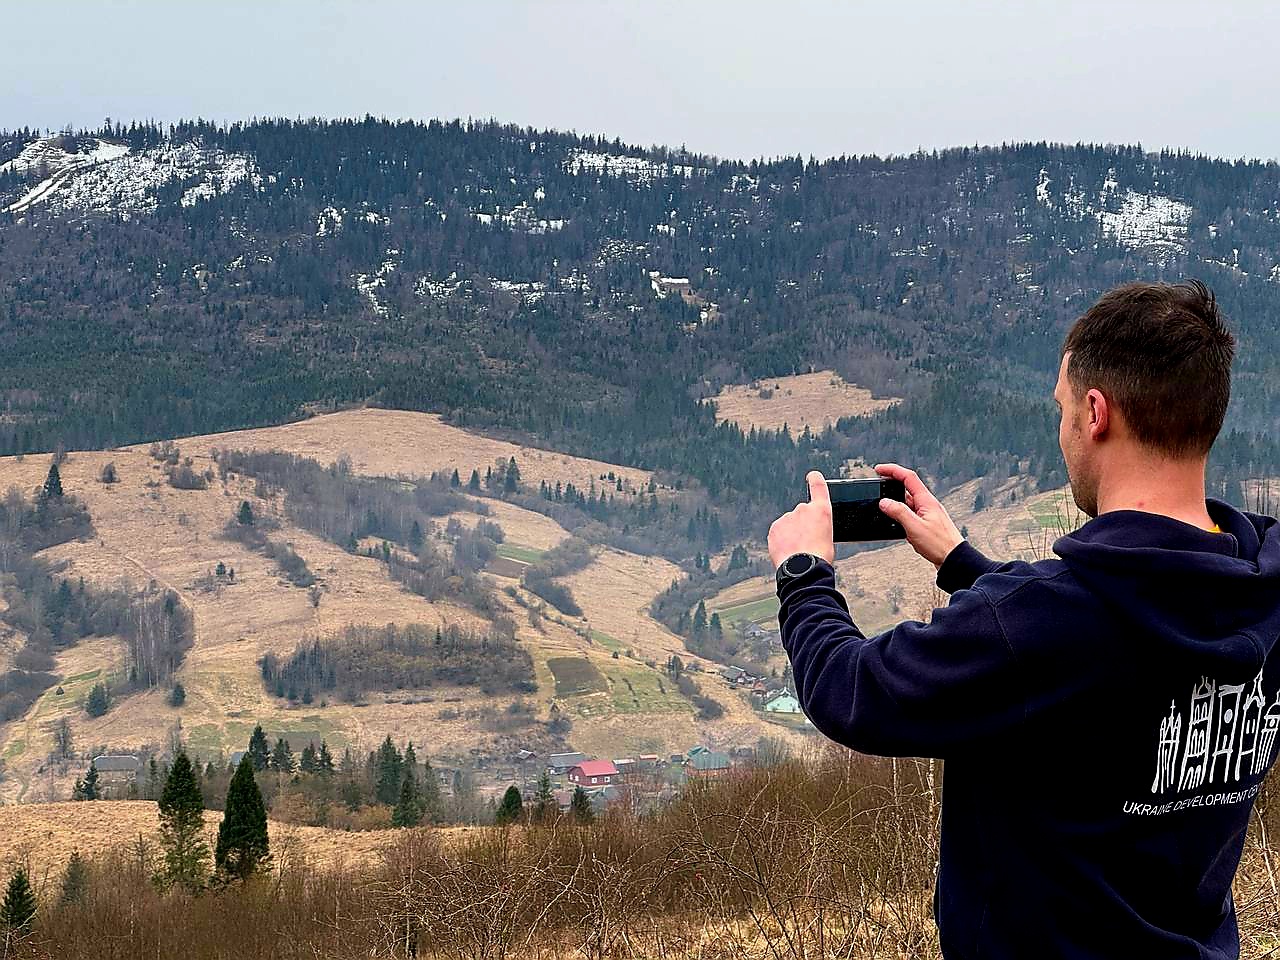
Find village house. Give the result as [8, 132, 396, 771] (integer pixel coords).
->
[613, 757, 637, 777]
[91, 755, 141, 794]
[764, 692, 803, 715]
[567, 759, 619, 787]
[548, 751, 588, 775]
[687, 750, 732, 778]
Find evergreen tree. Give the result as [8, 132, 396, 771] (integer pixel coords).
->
[85, 682, 110, 717]
[709, 612, 723, 641]
[299, 743, 318, 774]
[408, 520, 424, 552]
[73, 760, 100, 800]
[494, 785, 523, 825]
[504, 457, 521, 494]
[246, 725, 270, 771]
[374, 736, 403, 805]
[42, 463, 63, 500]
[237, 500, 255, 526]
[468, 469, 481, 492]
[450, 468, 460, 488]
[419, 758, 442, 823]
[692, 600, 708, 637]
[269, 737, 295, 773]
[214, 756, 270, 881]
[391, 773, 421, 827]
[317, 741, 335, 776]
[570, 786, 595, 824]
[1, 868, 36, 931]
[169, 682, 186, 707]
[532, 770, 557, 823]
[59, 851, 89, 905]
[155, 751, 209, 891]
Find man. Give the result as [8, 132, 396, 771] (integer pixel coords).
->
[768, 279, 1280, 959]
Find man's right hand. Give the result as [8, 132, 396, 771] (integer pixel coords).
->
[874, 463, 965, 570]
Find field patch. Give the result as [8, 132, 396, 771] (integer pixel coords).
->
[712, 594, 780, 627]
[547, 656, 608, 698]
[707, 370, 900, 434]
[600, 662, 689, 714]
[497, 543, 544, 563]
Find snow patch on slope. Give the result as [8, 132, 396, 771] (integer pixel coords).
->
[1098, 190, 1191, 250]
[3, 137, 260, 215]
[566, 149, 699, 183]
[1035, 166, 1192, 255]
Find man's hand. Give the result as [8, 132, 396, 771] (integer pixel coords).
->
[874, 463, 964, 569]
[768, 470, 837, 569]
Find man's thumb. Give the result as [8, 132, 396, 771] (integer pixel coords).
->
[879, 497, 916, 529]
[806, 471, 829, 505]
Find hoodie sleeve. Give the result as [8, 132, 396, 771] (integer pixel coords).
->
[778, 561, 1025, 758]
[935, 540, 1002, 594]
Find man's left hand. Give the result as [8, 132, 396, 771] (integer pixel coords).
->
[767, 470, 836, 570]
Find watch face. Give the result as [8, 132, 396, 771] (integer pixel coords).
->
[783, 553, 816, 577]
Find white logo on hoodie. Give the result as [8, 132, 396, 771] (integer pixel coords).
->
[1151, 670, 1280, 796]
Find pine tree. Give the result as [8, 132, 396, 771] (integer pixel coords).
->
[692, 600, 708, 637]
[494, 785, 523, 825]
[85, 682, 110, 717]
[269, 737, 295, 773]
[42, 463, 63, 500]
[246, 725, 270, 771]
[73, 760, 100, 800]
[299, 743, 318, 774]
[468, 469, 480, 492]
[504, 456, 521, 494]
[317, 741, 335, 776]
[155, 752, 209, 891]
[450, 469, 460, 488]
[570, 786, 594, 824]
[214, 756, 270, 881]
[532, 770, 557, 823]
[1, 868, 36, 931]
[237, 500, 255, 526]
[408, 520, 424, 552]
[374, 736, 403, 805]
[169, 682, 186, 707]
[59, 851, 89, 905]
[391, 773, 421, 827]
[419, 758, 442, 823]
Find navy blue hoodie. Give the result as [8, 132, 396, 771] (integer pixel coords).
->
[777, 497, 1280, 959]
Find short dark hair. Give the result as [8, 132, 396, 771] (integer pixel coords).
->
[1061, 279, 1234, 458]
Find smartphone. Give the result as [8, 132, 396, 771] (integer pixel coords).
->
[824, 477, 908, 542]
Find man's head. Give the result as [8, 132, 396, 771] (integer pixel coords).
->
[1054, 279, 1234, 517]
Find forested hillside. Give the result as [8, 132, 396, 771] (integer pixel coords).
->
[4, 117, 1279, 525]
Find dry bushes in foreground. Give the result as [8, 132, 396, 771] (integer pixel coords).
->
[3, 750, 1278, 960]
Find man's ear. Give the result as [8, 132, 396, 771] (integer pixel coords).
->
[1086, 388, 1110, 441]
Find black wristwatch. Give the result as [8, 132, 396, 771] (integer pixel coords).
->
[775, 552, 827, 592]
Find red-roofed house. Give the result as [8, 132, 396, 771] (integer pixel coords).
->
[567, 760, 620, 786]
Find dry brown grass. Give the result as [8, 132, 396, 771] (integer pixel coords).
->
[1, 758, 1276, 959]
[171, 407, 657, 495]
[0, 800, 411, 878]
[707, 371, 900, 435]
[442, 497, 572, 552]
[0, 426, 801, 802]
[0, 446, 497, 802]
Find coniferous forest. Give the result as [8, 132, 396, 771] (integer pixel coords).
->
[3, 117, 1280, 524]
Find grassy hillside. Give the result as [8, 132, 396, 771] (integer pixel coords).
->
[0, 409, 814, 805]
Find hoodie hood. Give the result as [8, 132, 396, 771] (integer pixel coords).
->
[1053, 498, 1280, 674]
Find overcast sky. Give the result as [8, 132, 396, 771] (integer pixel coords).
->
[5, 0, 1278, 163]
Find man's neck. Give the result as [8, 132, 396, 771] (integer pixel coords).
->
[1095, 459, 1214, 530]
